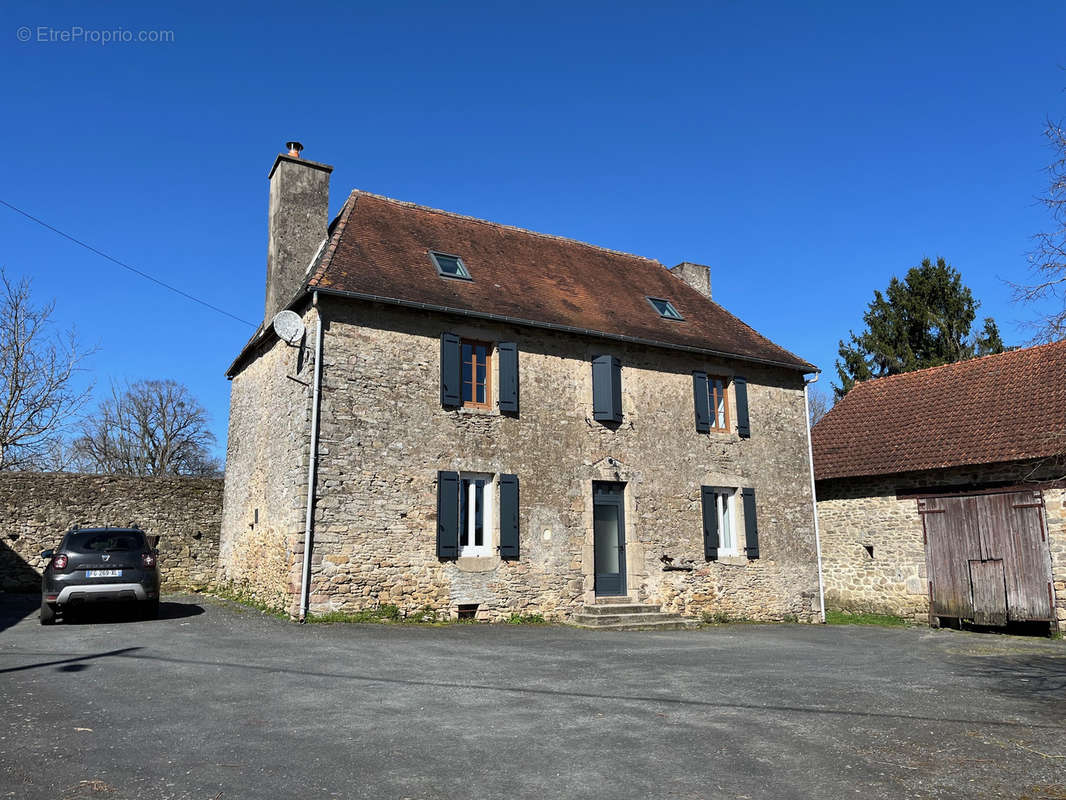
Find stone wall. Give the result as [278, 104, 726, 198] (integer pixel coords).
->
[0, 472, 222, 592]
[817, 462, 1066, 626]
[279, 297, 821, 622]
[218, 305, 316, 613]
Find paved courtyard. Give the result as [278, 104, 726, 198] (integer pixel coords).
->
[1, 595, 1063, 799]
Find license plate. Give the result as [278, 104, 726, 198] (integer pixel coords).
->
[86, 569, 122, 578]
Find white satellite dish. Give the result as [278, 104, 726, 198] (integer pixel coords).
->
[272, 310, 305, 345]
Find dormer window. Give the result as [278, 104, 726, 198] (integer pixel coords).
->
[430, 251, 471, 280]
[647, 297, 683, 320]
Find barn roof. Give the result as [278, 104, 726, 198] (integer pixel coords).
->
[812, 340, 1066, 480]
[294, 191, 814, 372]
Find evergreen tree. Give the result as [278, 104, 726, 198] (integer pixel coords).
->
[834, 257, 1005, 398]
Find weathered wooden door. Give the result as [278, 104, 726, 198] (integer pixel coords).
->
[920, 490, 1054, 625]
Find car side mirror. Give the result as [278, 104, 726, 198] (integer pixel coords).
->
[41, 549, 54, 559]
[148, 535, 160, 550]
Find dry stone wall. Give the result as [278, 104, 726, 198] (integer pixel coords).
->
[0, 472, 222, 592]
[292, 298, 821, 622]
[817, 462, 1066, 625]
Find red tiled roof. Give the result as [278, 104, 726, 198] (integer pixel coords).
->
[812, 341, 1066, 480]
[305, 191, 814, 371]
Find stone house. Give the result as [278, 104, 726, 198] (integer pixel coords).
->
[219, 143, 823, 624]
[813, 343, 1066, 630]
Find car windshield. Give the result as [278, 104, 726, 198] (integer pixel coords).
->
[65, 531, 146, 553]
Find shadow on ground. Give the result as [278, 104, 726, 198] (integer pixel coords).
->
[0, 593, 40, 633]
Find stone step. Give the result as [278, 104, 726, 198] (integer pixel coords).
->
[571, 612, 685, 627]
[580, 603, 661, 616]
[572, 617, 698, 632]
[594, 596, 637, 605]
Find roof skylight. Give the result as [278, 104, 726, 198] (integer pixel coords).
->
[430, 251, 471, 280]
[647, 297, 684, 320]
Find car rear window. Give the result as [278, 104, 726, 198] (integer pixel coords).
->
[64, 531, 147, 553]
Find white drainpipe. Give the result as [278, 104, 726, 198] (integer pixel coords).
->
[298, 291, 324, 622]
[804, 373, 827, 623]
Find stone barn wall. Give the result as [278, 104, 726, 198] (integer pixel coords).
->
[0, 472, 223, 592]
[816, 461, 1066, 626]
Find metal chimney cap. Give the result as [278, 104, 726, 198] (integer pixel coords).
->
[286, 141, 304, 157]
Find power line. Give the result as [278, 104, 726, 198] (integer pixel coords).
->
[0, 198, 257, 328]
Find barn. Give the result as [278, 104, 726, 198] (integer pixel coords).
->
[812, 342, 1066, 631]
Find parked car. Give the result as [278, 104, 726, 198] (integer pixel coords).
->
[40, 527, 161, 625]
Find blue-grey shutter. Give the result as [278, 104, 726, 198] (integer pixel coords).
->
[592, 355, 622, 422]
[440, 333, 462, 407]
[498, 473, 519, 559]
[701, 486, 719, 561]
[734, 376, 751, 438]
[497, 342, 519, 413]
[741, 487, 759, 559]
[692, 371, 710, 432]
[436, 471, 459, 558]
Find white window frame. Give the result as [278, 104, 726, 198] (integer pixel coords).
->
[458, 472, 495, 558]
[715, 489, 738, 556]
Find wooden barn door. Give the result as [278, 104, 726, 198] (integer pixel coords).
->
[920, 490, 1054, 625]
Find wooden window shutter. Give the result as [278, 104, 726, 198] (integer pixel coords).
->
[436, 471, 460, 558]
[741, 487, 759, 559]
[692, 371, 710, 432]
[592, 355, 622, 422]
[701, 486, 719, 561]
[440, 333, 462, 407]
[498, 473, 520, 559]
[497, 342, 519, 413]
[734, 376, 751, 438]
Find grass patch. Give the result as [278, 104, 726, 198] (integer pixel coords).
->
[207, 586, 288, 619]
[825, 609, 908, 627]
[506, 612, 547, 625]
[308, 604, 403, 624]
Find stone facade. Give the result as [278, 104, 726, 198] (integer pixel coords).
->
[217, 305, 317, 612]
[220, 296, 822, 621]
[817, 462, 1066, 626]
[0, 472, 222, 592]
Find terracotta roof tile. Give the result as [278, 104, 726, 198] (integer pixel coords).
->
[306, 191, 814, 371]
[812, 341, 1066, 480]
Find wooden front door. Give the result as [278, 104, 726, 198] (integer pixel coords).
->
[920, 490, 1055, 625]
[593, 482, 627, 596]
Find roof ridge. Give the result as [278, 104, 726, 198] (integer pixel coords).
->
[848, 340, 1066, 393]
[350, 189, 663, 265]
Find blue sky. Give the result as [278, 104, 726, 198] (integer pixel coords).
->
[2, 1, 1064, 464]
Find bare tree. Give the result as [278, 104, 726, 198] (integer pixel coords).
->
[807, 384, 831, 428]
[1014, 117, 1066, 341]
[73, 379, 221, 477]
[0, 269, 93, 470]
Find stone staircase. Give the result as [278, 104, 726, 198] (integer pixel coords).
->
[570, 596, 697, 631]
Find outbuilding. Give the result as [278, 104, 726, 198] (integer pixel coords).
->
[813, 342, 1066, 630]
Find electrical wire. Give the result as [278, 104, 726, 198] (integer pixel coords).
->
[0, 198, 257, 328]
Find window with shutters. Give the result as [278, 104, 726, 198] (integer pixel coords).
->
[461, 340, 492, 409]
[694, 373, 730, 433]
[710, 489, 738, 556]
[458, 473, 495, 557]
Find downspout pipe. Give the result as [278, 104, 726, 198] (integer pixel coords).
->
[298, 291, 324, 622]
[804, 373, 827, 623]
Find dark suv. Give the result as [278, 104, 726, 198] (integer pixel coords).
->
[40, 527, 161, 625]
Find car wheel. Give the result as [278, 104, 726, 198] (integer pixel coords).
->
[142, 598, 159, 620]
[40, 600, 57, 626]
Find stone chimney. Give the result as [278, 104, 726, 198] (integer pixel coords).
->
[264, 141, 333, 327]
[671, 262, 712, 300]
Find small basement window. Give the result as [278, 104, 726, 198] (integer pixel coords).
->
[647, 297, 683, 320]
[430, 251, 471, 280]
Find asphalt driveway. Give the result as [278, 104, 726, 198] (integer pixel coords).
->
[1, 595, 1063, 800]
